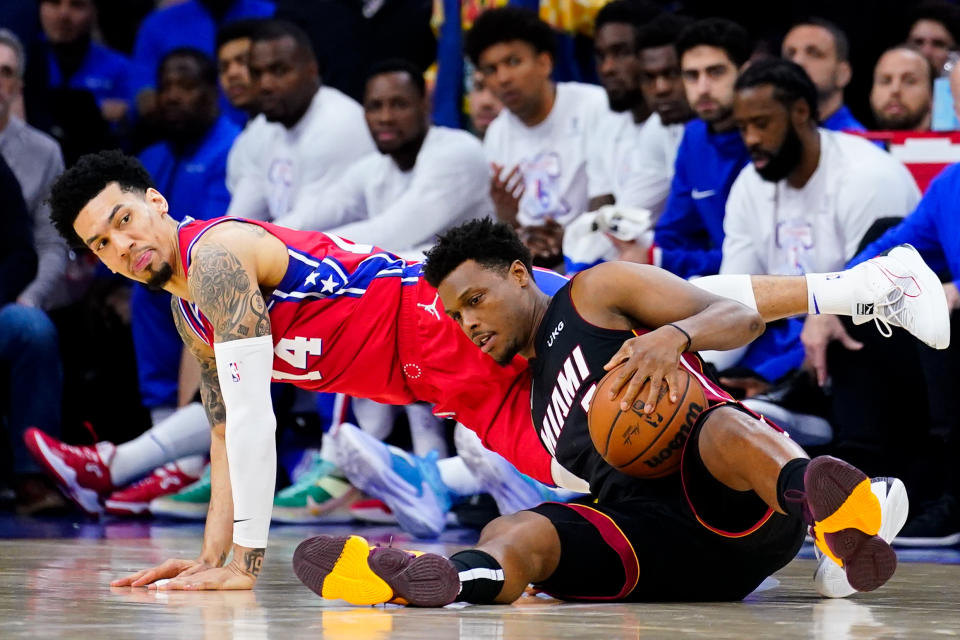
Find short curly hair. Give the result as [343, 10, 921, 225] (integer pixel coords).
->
[465, 7, 556, 66]
[49, 150, 155, 248]
[423, 218, 533, 288]
[676, 18, 751, 68]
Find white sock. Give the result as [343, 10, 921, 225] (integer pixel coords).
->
[174, 455, 207, 478]
[110, 403, 210, 486]
[437, 456, 482, 498]
[351, 398, 396, 440]
[805, 271, 855, 316]
[406, 403, 448, 457]
[689, 274, 758, 310]
[150, 405, 176, 426]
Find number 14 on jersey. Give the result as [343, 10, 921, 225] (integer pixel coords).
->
[272, 337, 323, 381]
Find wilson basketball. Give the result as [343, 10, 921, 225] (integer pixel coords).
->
[588, 363, 708, 479]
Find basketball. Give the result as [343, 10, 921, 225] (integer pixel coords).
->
[588, 363, 708, 479]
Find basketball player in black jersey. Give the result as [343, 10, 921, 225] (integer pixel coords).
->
[293, 219, 914, 605]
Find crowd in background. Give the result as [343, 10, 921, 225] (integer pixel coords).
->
[2, 0, 960, 548]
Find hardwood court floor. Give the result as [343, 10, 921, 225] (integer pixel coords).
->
[1, 520, 959, 639]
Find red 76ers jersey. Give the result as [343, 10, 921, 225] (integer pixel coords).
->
[175, 216, 419, 404]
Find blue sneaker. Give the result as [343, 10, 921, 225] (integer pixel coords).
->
[335, 423, 451, 538]
[454, 423, 582, 515]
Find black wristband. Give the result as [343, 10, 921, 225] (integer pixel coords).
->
[665, 323, 692, 352]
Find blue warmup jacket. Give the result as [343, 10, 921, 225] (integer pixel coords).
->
[822, 105, 866, 133]
[654, 119, 750, 279]
[132, 115, 241, 408]
[45, 40, 148, 108]
[848, 162, 958, 283]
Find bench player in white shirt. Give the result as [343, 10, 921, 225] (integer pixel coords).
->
[466, 7, 613, 267]
[567, 9, 694, 270]
[225, 20, 375, 223]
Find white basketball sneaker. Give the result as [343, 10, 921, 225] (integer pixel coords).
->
[814, 477, 909, 598]
[334, 423, 451, 538]
[851, 244, 950, 349]
[454, 423, 581, 515]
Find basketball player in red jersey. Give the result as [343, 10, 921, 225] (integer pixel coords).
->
[47, 151, 565, 590]
[47, 152, 943, 593]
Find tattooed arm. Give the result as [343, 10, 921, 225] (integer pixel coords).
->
[166, 228, 276, 590]
[109, 301, 237, 589]
[170, 299, 235, 571]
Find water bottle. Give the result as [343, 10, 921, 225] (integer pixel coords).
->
[932, 51, 960, 131]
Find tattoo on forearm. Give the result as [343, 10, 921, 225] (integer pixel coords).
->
[241, 548, 265, 577]
[217, 551, 229, 567]
[188, 242, 271, 341]
[171, 298, 227, 427]
[199, 359, 226, 426]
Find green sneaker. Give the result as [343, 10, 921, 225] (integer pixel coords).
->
[149, 465, 211, 520]
[273, 455, 359, 524]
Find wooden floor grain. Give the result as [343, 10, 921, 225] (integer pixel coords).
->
[2, 525, 958, 639]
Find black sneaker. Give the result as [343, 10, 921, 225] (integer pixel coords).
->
[893, 493, 960, 547]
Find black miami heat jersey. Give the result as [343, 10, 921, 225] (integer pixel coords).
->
[530, 280, 731, 499]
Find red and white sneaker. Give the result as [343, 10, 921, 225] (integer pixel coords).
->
[23, 427, 114, 516]
[105, 463, 201, 516]
[349, 498, 397, 524]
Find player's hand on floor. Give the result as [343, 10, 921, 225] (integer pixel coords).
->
[801, 315, 863, 386]
[149, 564, 257, 591]
[111, 558, 213, 587]
[603, 327, 688, 413]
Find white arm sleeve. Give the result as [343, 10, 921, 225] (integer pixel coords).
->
[213, 335, 277, 548]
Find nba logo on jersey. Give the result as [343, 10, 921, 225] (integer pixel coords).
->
[229, 362, 241, 383]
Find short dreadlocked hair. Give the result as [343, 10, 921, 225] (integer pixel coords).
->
[423, 218, 533, 288]
[49, 150, 155, 249]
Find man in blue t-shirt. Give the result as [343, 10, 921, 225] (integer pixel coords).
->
[35, 0, 148, 128]
[133, 0, 274, 127]
[134, 48, 240, 424]
[782, 18, 866, 133]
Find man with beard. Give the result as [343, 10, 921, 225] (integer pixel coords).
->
[782, 18, 864, 133]
[276, 59, 492, 257]
[870, 47, 933, 132]
[225, 20, 374, 223]
[132, 48, 240, 428]
[723, 59, 920, 456]
[724, 58, 918, 278]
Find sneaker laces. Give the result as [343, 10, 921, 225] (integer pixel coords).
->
[870, 282, 910, 339]
[60, 442, 104, 464]
[128, 464, 179, 490]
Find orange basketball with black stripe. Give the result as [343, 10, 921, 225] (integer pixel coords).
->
[588, 363, 707, 478]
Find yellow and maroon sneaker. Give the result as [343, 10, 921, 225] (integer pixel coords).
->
[805, 456, 897, 593]
[292, 534, 459, 607]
